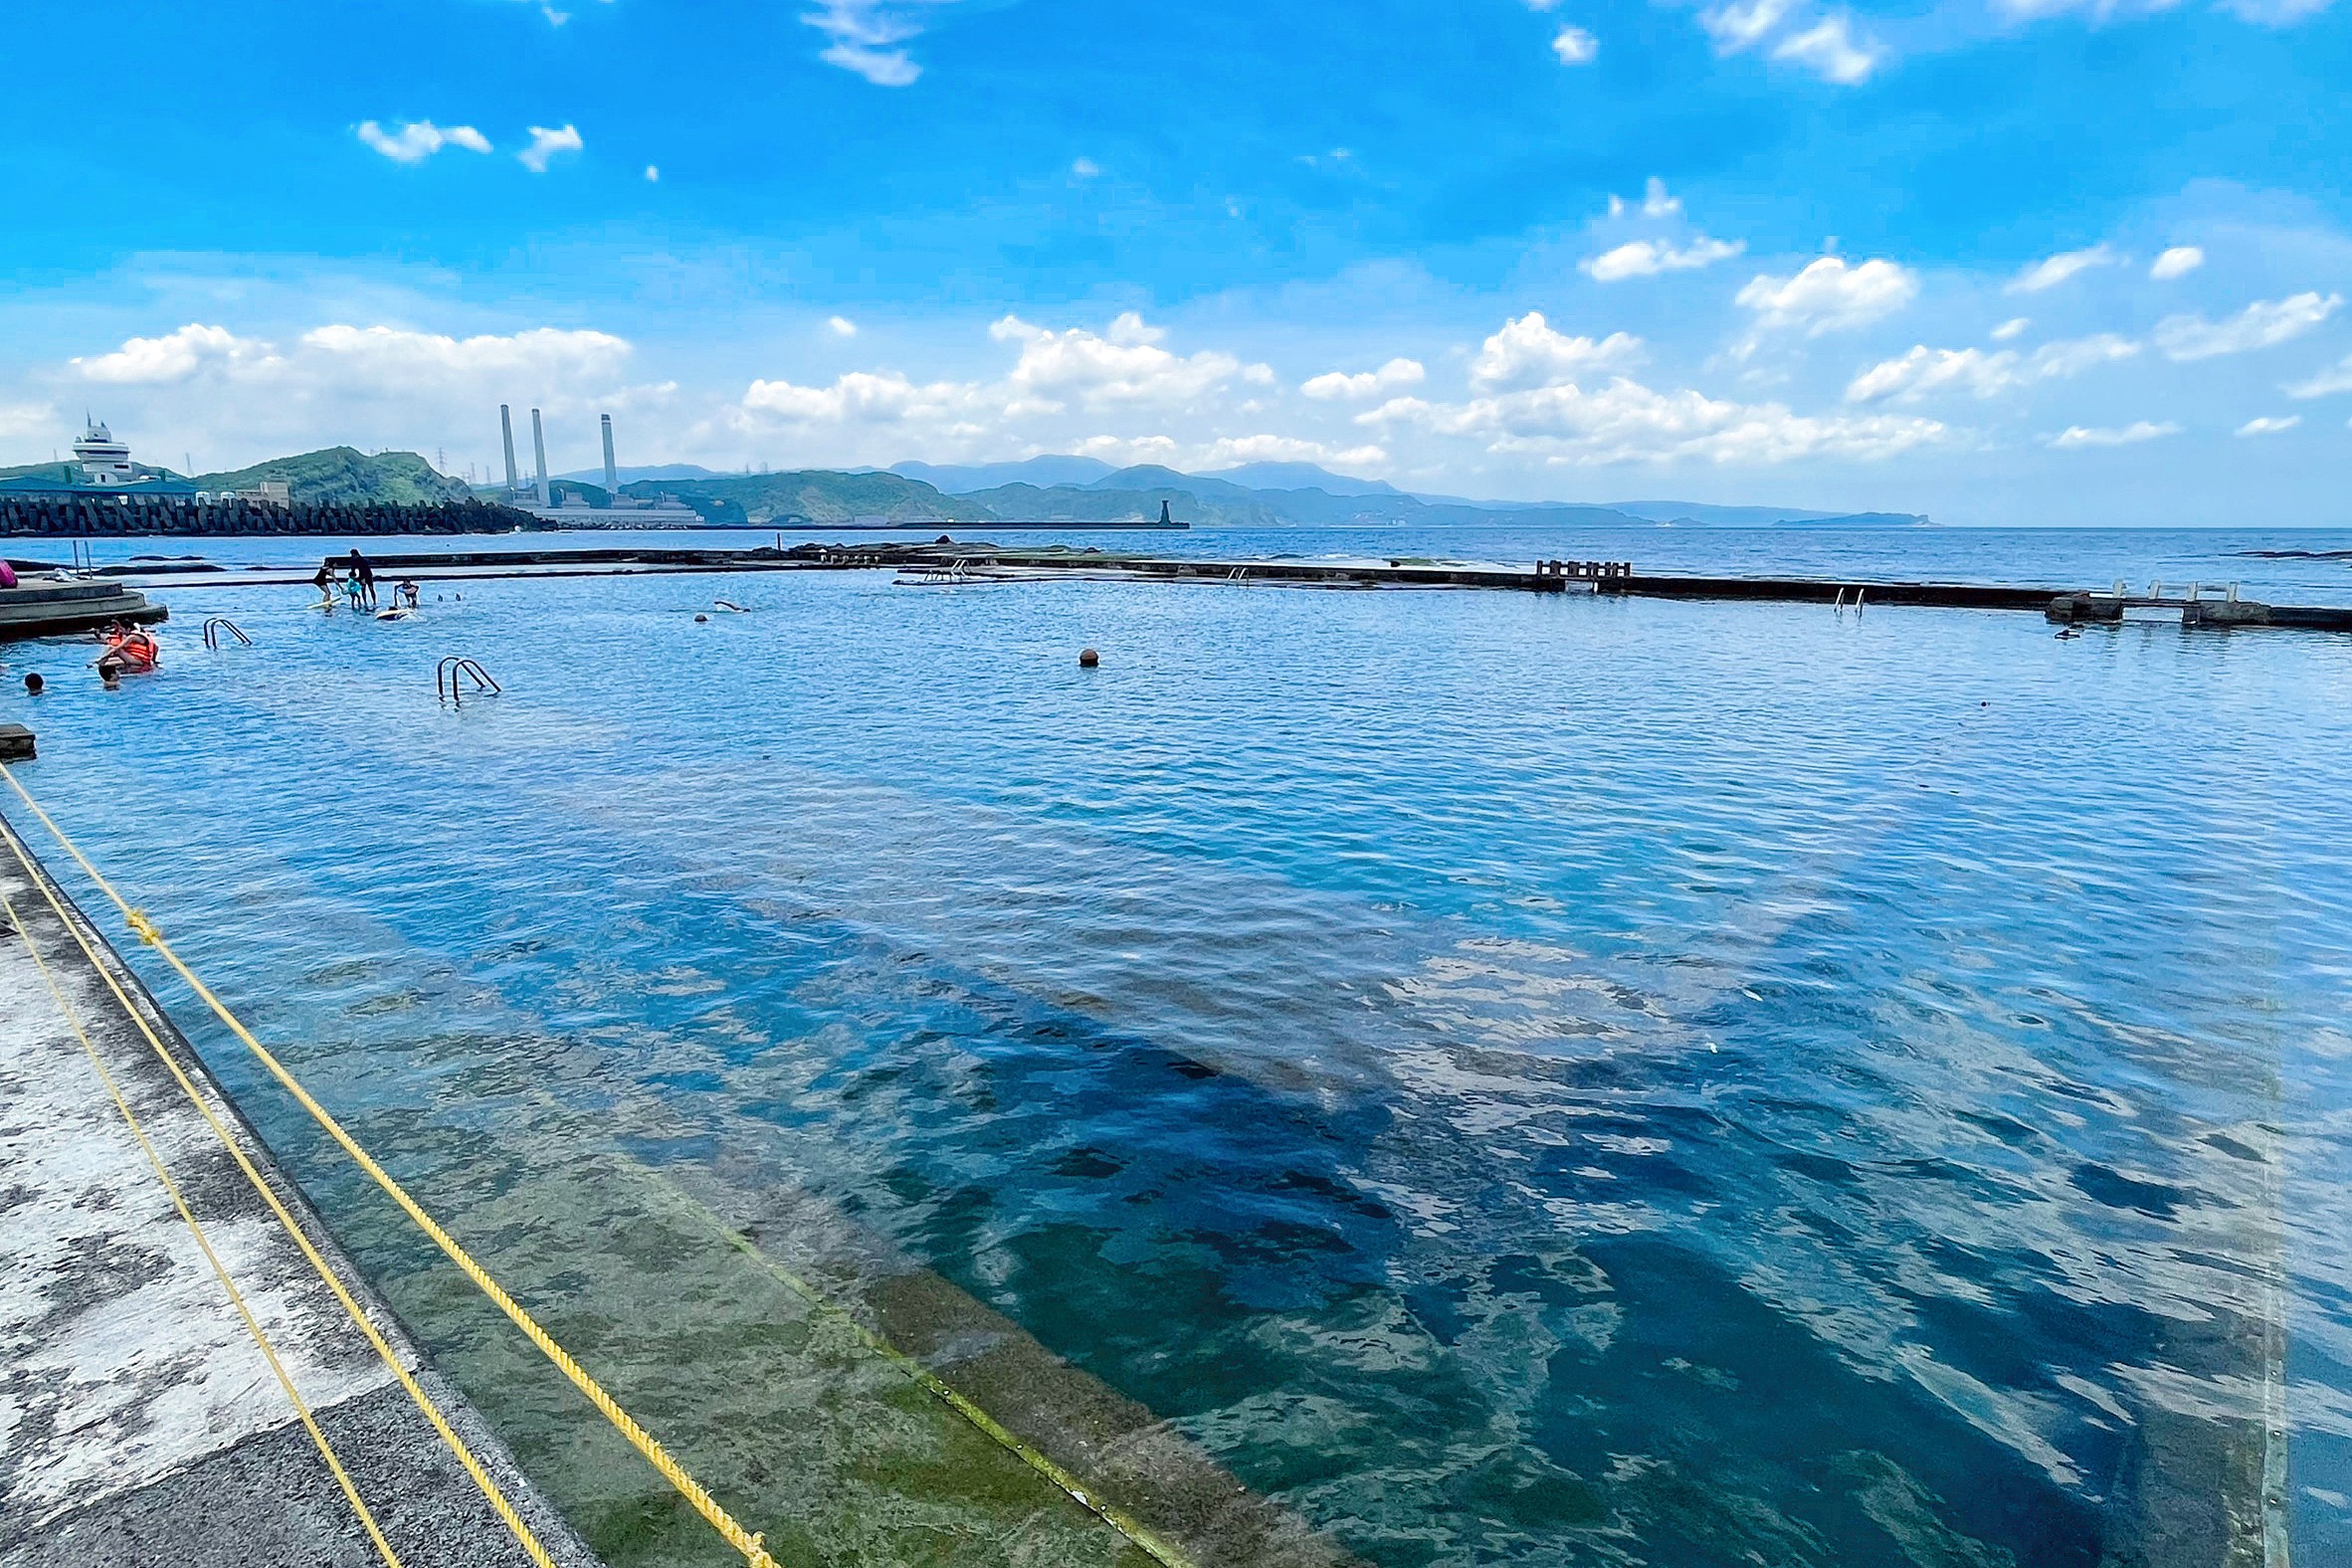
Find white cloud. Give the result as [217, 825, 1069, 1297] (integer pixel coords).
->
[827, 315, 859, 337]
[1380, 376, 1944, 466]
[1701, 0, 1793, 51]
[517, 123, 583, 173]
[1737, 256, 1918, 335]
[2153, 292, 2341, 361]
[726, 311, 1270, 463]
[1072, 157, 1101, 178]
[71, 322, 635, 396]
[1844, 333, 2139, 403]
[1352, 396, 1435, 428]
[1073, 434, 1181, 465]
[1701, 0, 1878, 82]
[1343, 311, 1939, 464]
[1198, 434, 1389, 470]
[76, 323, 268, 384]
[2047, 421, 2180, 449]
[2219, 0, 2336, 20]
[1584, 235, 1744, 282]
[1301, 358, 1426, 400]
[0, 402, 58, 439]
[1552, 25, 1600, 63]
[294, 324, 633, 386]
[1470, 313, 1644, 391]
[742, 369, 978, 423]
[49, 320, 656, 474]
[992, 311, 1254, 406]
[2236, 415, 2300, 436]
[2149, 246, 2204, 280]
[1991, 317, 2031, 341]
[803, 1, 968, 86]
[1771, 16, 1881, 83]
[2285, 353, 2352, 398]
[1846, 345, 2016, 403]
[1994, 0, 2313, 20]
[2006, 244, 2121, 294]
[1606, 177, 1685, 219]
[2029, 333, 2141, 378]
[356, 120, 492, 164]
[1060, 432, 1385, 474]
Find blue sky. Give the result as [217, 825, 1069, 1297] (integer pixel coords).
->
[3, 0, 2349, 522]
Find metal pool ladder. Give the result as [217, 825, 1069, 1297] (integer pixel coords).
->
[435, 657, 502, 704]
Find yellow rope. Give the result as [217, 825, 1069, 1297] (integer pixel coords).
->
[0, 764, 777, 1568]
[0, 878, 405, 1568]
[0, 820, 560, 1568]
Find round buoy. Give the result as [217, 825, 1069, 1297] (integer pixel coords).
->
[1078, 648, 1099, 668]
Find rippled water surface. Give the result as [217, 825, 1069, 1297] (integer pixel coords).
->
[5, 553, 2350, 1567]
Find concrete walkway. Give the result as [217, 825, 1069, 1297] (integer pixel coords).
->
[0, 817, 600, 1568]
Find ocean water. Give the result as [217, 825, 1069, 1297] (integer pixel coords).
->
[3, 541, 2349, 1567]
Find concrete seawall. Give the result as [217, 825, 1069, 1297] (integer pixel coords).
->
[0, 815, 601, 1568]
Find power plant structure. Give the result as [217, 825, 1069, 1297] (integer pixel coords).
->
[494, 405, 699, 526]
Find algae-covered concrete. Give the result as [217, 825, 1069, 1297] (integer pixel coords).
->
[0, 818, 599, 1567]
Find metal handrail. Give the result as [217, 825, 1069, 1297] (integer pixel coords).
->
[201, 617, 252, 650]
[435, 657, 502, 703]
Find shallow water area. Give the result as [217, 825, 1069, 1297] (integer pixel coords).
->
[3, 556, 2350, 1567]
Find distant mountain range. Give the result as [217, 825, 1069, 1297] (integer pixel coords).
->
[18, 445, 1927, 530]
[877, 458, 1924, 530]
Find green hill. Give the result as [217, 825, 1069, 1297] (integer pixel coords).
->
[629, 470, 991, 525]
[0, 462, 86, 485]
[192, 448, 472, 506]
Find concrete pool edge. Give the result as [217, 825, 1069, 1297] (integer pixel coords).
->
[0, 811, 605, 1568]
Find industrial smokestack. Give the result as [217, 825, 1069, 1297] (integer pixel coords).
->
[529, 408, 550, 507]
[499, 405, 520, 497]
[601, 413, 618, 498]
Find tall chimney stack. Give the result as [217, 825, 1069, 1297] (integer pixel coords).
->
[601, 413, 618, 499]
[529, 408, 550, 507]
[499, 405, 520, 498]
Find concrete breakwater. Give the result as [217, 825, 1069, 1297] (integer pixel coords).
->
[0, 578, 165, 641]
[0, 814, 600, 1567]
[63, 537, 2352, 631]
[0, 497, 539, 539]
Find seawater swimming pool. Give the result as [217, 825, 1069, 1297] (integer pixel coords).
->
[4, 561, 2349, 1566]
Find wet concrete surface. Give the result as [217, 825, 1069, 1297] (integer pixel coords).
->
[0, 817, 599, 1567]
